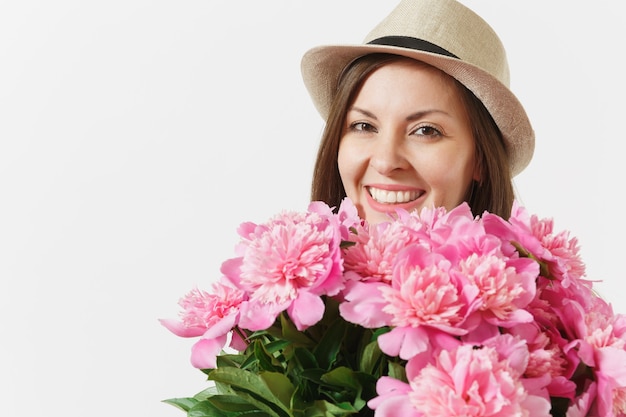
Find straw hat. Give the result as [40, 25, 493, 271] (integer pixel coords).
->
[301, 0, 534, 176]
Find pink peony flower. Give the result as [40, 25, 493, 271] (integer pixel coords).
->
[368, 376, 417, 417]
[371, 244, 476, 360]
[163, 198, 626, 416]
[409, 202, 482, 252]
[408, 345, 550, 417]
[485, 201, 586, 287]
[221, 201, 345, 331]
[333, 197, 363, 240]
[577, 304, 626, 416]
[505, 321, 572, 395]
[380, 244, 473, 334]
[370, 343, 552, 417]
[460, 250, 538, 328]
[342, 219, 424, 283]
[341, 202, 479, 284]
[338, 278, 394, 328]
[159, 282, 246, 369]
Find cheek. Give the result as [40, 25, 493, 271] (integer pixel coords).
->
[417, 150, 475, 194]
[337, 141, 360, 187]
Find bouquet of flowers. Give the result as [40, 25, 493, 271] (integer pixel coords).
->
[160, 199, 626, 417]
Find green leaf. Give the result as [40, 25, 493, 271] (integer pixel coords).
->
[188, 399, 272, 417]
[299, 368, 326, 385]
[162, 397, 199, 412]
[208, 394, 262, 412]
[320, 367, 360, 391]
[187, 400, 231, 417]
[261, 323, 285, 340]
[293, 347, 319, 370]
[313, 319, 346, 370]
[254, 340, 284, 372]
[387, 362, 407, 382]
[228, 390, 285, 417]
[265, 339, 292, 354]
[281, 313, 315, 345]
[240, 350, 262, 370]
[318, 297, 341, 324]
[216, 354, 248, 369]
[208, 367, 294, 417]
[308, 400, 358, 416]
[319, 368, 376, 411]
[260, 372, 296, 408]
[358, 340, 383, 375]
[193, 386, 220, 401]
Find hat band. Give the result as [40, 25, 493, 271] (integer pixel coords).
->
[367, 36, 459, 59]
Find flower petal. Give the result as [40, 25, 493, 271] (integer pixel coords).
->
[339, 281, 392, 328]
[190, 335, 227, 369]
[288, 291, 324, 331]
[159, 318, 205, 338]
[238, 301, 280, 331]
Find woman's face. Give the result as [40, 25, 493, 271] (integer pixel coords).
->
[338, 59, 478, 225]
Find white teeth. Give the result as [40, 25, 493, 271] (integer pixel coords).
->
[368, 188, 420, 204]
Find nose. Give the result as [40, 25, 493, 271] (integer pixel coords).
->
[369, 131, 408, 175]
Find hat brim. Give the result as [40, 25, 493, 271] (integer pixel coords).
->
[301, 44, 534, 177]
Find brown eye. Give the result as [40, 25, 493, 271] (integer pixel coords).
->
[350, 122, 377, 133]
[414, 125, 442, 137]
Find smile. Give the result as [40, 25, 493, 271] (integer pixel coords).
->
[367, 187, 422, 204]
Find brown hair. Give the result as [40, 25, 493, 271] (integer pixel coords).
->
[310, 54, 514, 218]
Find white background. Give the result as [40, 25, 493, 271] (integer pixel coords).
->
[1, 1, 624, 416]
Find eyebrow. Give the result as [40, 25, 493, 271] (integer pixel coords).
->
[348, 106, 452, 121]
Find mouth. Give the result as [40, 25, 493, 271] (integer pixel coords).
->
[367, 187, 423, 204]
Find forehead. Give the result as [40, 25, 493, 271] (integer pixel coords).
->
[365, 57, 458, 91]
[352, 58, 466, 113]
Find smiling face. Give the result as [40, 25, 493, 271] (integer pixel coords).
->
[337, 59, 479, 224]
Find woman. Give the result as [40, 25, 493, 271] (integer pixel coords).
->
[163, 2, 626, 416]
[302, 0, 534, 221]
